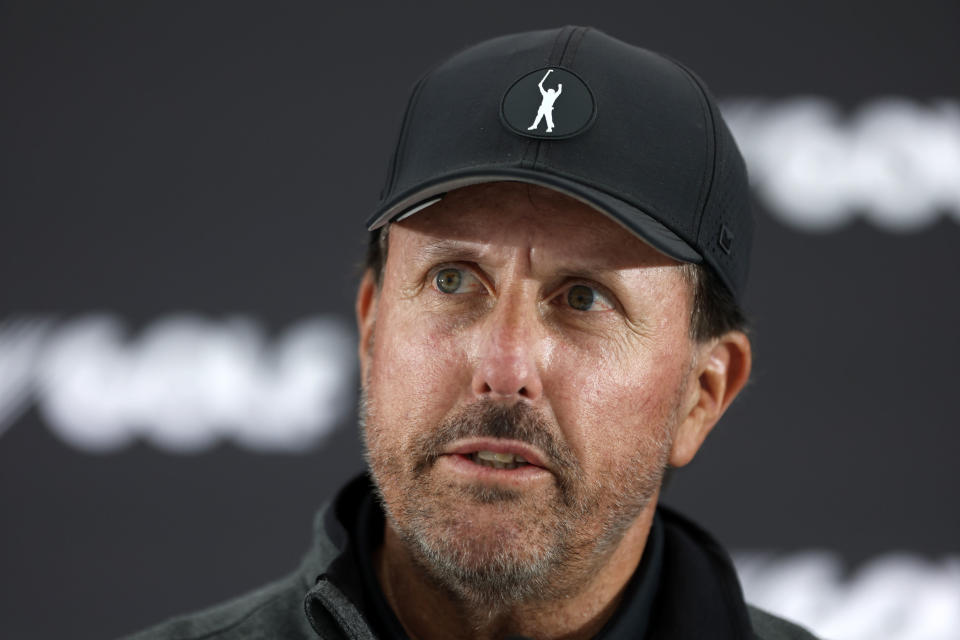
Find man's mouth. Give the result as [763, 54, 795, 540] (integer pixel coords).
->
[468, 450, 530, 470]
[441, 439, 549, 478]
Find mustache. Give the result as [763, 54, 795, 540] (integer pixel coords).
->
[412, 400, 580, 496]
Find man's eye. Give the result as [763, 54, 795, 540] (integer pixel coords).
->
[565, 284, 615, 312]
[434, 267, 483, 294]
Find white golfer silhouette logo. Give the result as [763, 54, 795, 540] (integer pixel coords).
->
[527, 69, 563, 133]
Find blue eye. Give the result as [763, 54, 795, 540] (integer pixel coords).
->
[434, 267, 483, 294]
[565, 284, 614, 312]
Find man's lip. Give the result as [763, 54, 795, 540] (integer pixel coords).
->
[443, 438, 549, 469]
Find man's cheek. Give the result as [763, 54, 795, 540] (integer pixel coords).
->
[375, 323, 466, 407]
[562, 353, 676, 439]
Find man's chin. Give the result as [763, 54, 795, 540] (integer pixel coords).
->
[404, 518, 563, 605]
[407, 491, 559, 553]
[390, 486, 570, 603]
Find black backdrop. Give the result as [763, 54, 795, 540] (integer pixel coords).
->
[1, 2, 958, 638]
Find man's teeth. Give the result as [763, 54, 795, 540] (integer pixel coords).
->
[471, 450, 529, 470]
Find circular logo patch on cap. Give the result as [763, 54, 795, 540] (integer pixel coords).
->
[500, 67, 596, 140]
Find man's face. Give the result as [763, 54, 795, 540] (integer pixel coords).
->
[358, 183, 701, 604]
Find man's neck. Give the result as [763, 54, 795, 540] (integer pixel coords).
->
[374, 501, 658, 640]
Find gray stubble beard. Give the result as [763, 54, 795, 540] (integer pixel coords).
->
[359, 388, 675, 612]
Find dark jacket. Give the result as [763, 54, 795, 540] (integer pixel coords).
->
[124, 476, 819, 640]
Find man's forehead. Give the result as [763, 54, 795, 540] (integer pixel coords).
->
[393, 182, 680, 272]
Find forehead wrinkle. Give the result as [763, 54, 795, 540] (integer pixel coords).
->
[397, 183, 679, 277]
[526, 235, 652, 283]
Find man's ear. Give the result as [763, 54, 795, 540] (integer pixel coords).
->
[356, 269, 378, 382]
[670, 331, 752, 467]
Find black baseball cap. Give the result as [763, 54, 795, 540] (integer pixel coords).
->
[367, 26, 753, 300]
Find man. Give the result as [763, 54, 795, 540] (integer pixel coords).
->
[129, 26, 819, 640]
[527, 69, 562, 132]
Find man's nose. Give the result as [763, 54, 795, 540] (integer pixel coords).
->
[470, 298, 544, 404]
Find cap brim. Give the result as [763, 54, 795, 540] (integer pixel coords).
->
[366, 169, 703, 265]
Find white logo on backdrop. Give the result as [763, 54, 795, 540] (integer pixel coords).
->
[734, 551, 960, 640]
[528, 69, 564, 133]
[0, 315, 355, 453]
[722, 98, 960, 231]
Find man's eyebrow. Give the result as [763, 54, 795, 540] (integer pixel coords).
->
[415, 239, 487, 263]
[553, 266, 631, 292]
[544, 251, 635, 281]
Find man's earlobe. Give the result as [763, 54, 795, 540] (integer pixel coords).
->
[356, 269, 379, 380]
[669, 331, 752, 467]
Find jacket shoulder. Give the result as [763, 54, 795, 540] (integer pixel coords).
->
[748, 605, 821, 640]
[122, 571, 316, 640]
